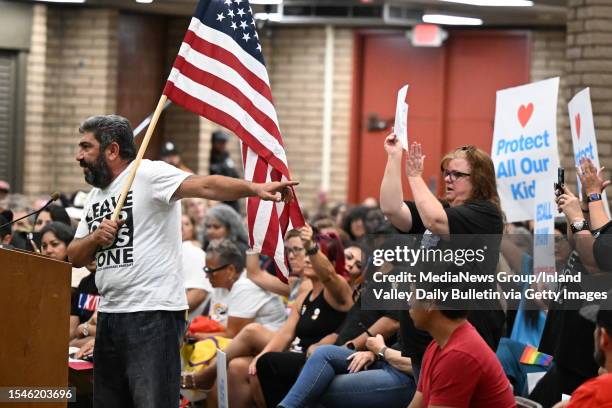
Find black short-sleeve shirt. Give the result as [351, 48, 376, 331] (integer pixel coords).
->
[594, 221, 612, 271]
[539, 250, 599, 380]
[70, 273, 99, 323]
[400, 200, 505, 364]
[404, 200, 503, 235]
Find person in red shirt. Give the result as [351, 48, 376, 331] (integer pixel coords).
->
[554, 292, 612, 408]
[407, 296, 515, 408]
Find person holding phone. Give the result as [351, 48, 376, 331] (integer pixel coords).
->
[531, 157, 612, 406]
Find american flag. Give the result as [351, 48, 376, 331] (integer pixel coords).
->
[163, 0, 304, 279]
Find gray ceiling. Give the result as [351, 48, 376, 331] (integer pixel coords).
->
[38, 0, 569, 27]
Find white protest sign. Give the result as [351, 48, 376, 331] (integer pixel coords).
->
[567, 88, 610, 216]
[533, 179, 556, 276]
[217, 349, 229, 408]
[394, 85, 409, 150]
[492, 77, 560, 223]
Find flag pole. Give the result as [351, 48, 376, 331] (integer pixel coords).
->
[111, 94, 168, 221]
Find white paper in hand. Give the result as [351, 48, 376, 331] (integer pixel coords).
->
[394, 85, 409, 150]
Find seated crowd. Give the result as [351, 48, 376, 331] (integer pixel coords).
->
[0, 136, 611, 408]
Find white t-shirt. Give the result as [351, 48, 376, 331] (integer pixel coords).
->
[208, 274, 286, 331]
[71, 266, 91, 288]
[182, 241, 212, 292]
[182, 241, 213, 320]
[75, 159, 191, 313]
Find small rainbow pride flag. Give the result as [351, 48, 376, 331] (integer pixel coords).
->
[520, 345, 553, 366]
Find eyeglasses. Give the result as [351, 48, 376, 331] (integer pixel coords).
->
[442, 169, 471, 182]
[285, 246, 305, 255]
[203, 264, 230, 274]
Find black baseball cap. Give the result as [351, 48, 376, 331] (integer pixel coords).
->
[160, 141, 180, 157]
[212, 131, 229, 143]
[580, 290, 612, 331]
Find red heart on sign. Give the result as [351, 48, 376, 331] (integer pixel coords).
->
[575, 113, 581, 139]
[517, 103, 534, 128]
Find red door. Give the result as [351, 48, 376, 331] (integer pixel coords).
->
[349, 30, 530, 203]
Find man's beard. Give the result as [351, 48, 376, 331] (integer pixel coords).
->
[80, 155, 113, 189]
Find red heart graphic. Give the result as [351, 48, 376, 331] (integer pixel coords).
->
[517, 103, 534, 128]
[575, 113, 581, 139]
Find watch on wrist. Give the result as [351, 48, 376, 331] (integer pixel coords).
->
[377, 346, 388, 361]
[587, 193, 602, 203]
[305, 243, 319, 256]
[570, 219, 589, 234]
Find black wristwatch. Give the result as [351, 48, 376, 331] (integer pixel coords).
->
[305, 243, 319, 256]
[570, 219, 589, 234]
[377, 346, 388, 361]
[588, 193, 602, 203]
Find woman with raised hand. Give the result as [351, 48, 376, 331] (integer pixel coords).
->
[380, 135, 505, 381]
[180, 230, 308, 403]
[556, 156, 611, 271]
[252, 224, 354, 408]
[529, 157, 612, 406]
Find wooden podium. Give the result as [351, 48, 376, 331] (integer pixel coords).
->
[0, 248, 71, 408]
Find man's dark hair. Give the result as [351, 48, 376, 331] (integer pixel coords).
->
[206, 238, 245, 273]
[44, 204, 72, 227]
[598, 314, 612, 335]
[40, 221, 75, 246]
[440, 309, 470, 320]
[79, 115, 137, 160]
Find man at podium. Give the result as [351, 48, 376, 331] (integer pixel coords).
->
[67, 115, 295, 408]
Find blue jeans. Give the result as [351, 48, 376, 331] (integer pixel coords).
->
[279, 345, 416, 408]
[93, 311, 186, 408]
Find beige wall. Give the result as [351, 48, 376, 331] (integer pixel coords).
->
[563, 0, 612, 188]
[530, 30, 573, 176]
[24, 5, 118, 197]
[162, 16, 201, 173]
[193, 26, 354, 215]
[264, 26, 353, 213]
[22, 9, 578, 213]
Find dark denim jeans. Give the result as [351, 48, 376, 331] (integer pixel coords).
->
[279, 345, 416, 408]
[93, 310, 186, 408]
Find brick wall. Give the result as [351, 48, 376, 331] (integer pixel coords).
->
[262, 26, 353, 214]
[163, 16, 201, 173]
[563, 0, 612, 188]
[22, 15, 571, 211]
[194, 26, 354, 215]
[23, 4, 51, 197]
[23, 5, 118, 196]
[530, 30, 572, 176]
